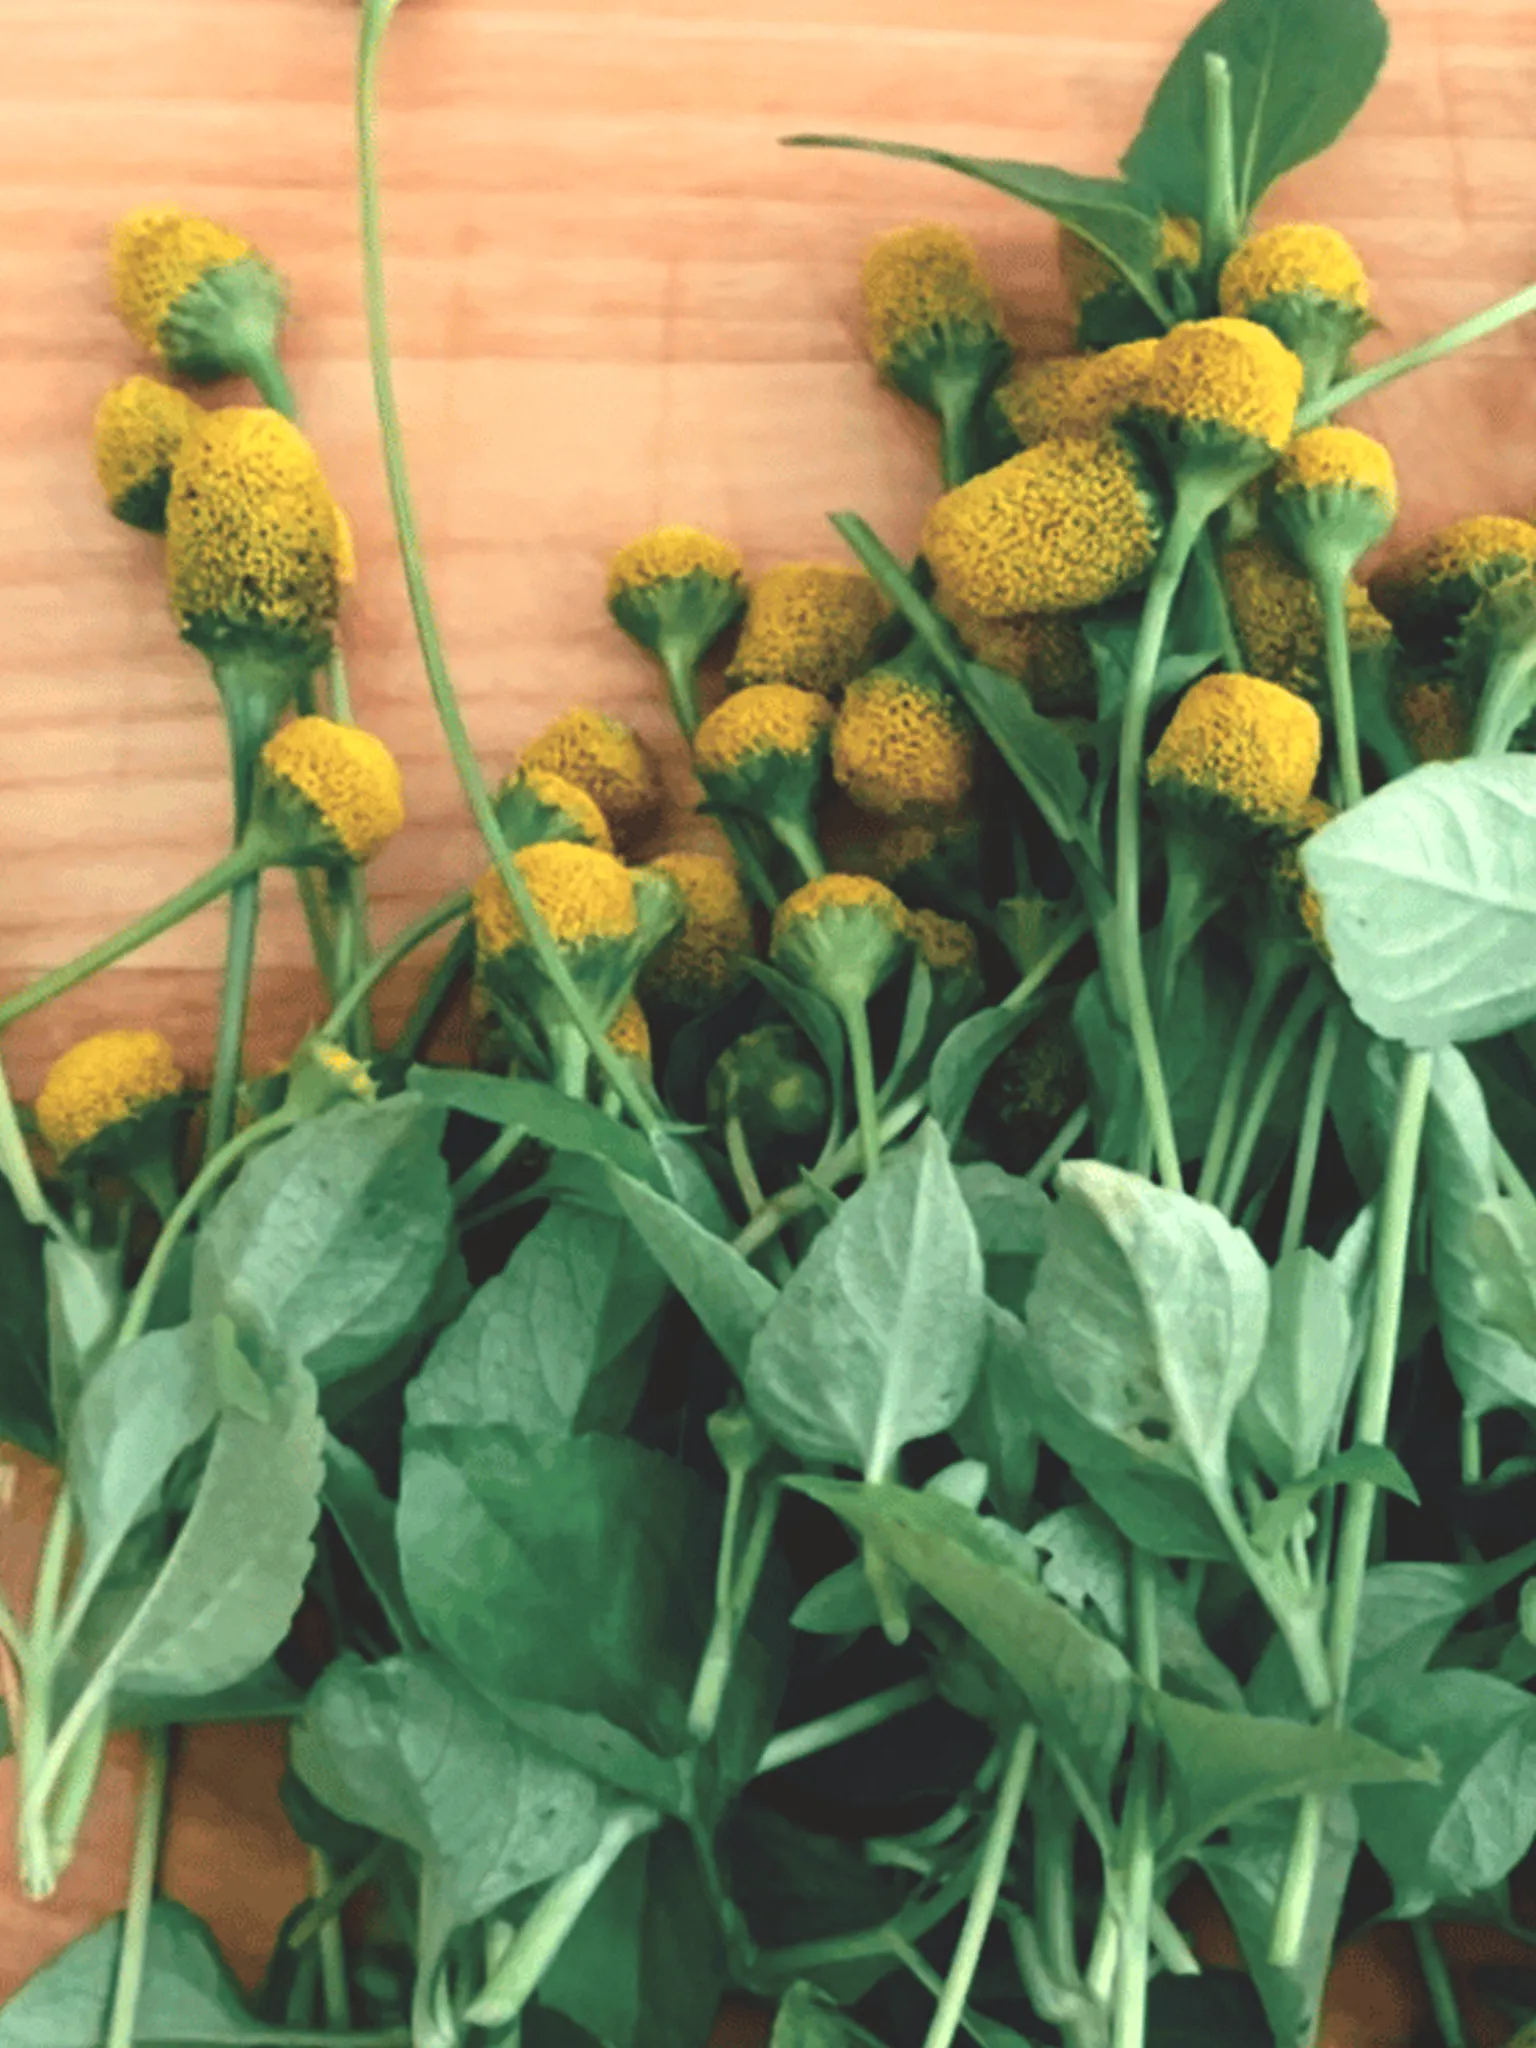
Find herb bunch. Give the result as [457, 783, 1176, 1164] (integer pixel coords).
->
[7, 3, 1536, 2048]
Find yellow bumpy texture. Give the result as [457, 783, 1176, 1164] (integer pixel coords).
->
[861, 222, 1003, 369]
[35, 1029, 183, 1160]
[833, 672, 974, 816]
[110, 205, 251, 356]
[1220, 224, 1371, 317]
[1149, 671, 1322, 823]
[1143, 318, 1304, 451]
[607, 524, 745, 600]
[473, 840, 639, 956]
[727, 564, 888, 696]
[694, 684, 833, 773]
[93, 376, 201, 508]
[261, 717, 406, 862]
[644, 851, 754, 1004]
[521, 709, 661, 845]
[1276, 425, 1397, 509]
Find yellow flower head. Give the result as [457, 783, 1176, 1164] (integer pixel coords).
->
[1220, 225, 1371, 321]
[770, 873, 909, 983]
[110, 206, 252, 354]
[820, 796, 974, 888]
[35, 1029, 184, 1161]
[166, 408, 347, 659]
[606, 524, 745, 602]
[520, 708, 662, 849]
[642, 849, 755, 1008]
[92, 376, 201, 533]
[939, 597, 1097, 714]
[860, 222, 1005, 374]
[908, 908, 980, 976]
[694, 684, 834, 776]
[923, 433, 1162, 618]
[1149, 671, 1322, 827]
[1143, 317, 1304, 452]
[472, 840, 639, 958]
[832, 670, 975, 817]
[1420, 516, 1536, 589]
[259, 717, 406, 863]
[1276, 425, 1397, 510]
[606, 996, 652, 1067]
[726, 563, 889, 697]
[1223, 538, 1387, 697]
[496, 766, 614, 852]
[1398, 679, 1469, 764]
[992, 357, 1089, 452]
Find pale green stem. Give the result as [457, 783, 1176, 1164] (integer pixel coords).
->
[840, 994, 885, 1179]
[730, 1092, 925, 1257]
[770, 814, 828, 883]
[1201, 55, 1241, 272]
[921, 1725, 1039, 2048]
[205, 871, 263, 1157]
[724, 1110, 767, 1218]
[1316, 562, 1365, 808]
[1461, 1414, 1484, 1487]
[244, 348, 299, 420]
[451, 1123, 526, 1211]
[660, 644, 701, 741]
[931, 369, 978, 489]
[687, 1483, 779, 1746]
[1195, 959, 1285, 1203]
[1281, 1005, 1343, 1258]
[1300, 281, 1536, 425]
[1003, 911, 1093, 1015]
[1111, 1554, 1161, 2048]
[311, 1849, 352, 2032]
[756, 1678, 937, 1777]
[1025, 1103, 1091, 1191]
[1217, 978, 1324, 1218]
[1411, 1918, 1469, 2048]
[16, 1487, 79, 1895]
[0, 1043, 64, 1237]
[103, 1729, 169, 2048]
[321, 888, 470, 1044]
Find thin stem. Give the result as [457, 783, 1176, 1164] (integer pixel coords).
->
[1202, 55, 1241, 273]
[1002, 911, 1093, 1015]
[322, 889, 470, 1044]
[1115, 501, 1206, 1189]
[451, 1123, 526, 1211]
[725, 1111, 767, 1218]
[756, 1678, 936, 1777]
[770, 814, 828, 883]
[1461, 1414, 1484, 1487]
[288, 1843, 391, 1951]
[1025, 1103, 1090, 1190]
[1300, 281, 1536, 426]
[394, 923, 474, 1068]
[1270, 1791, 1326, 1969]
[660, 645, 701, 741]
[1411, 1918, 1469, 2048]
[0, 1043, 64, 1236]
[687, 1482, 780, 1746]
[0, 844, 262, 1031]
[931, 371, 977, 490]
[1281, 1005, 1343, 1257]
[205, 871, 263, 1156]
[1217, 978, 1324, 1218]
[731, 1093, 926, 1256]
[840, 995, 884, 1179]
[326, 645, 355, 725]
[921, 1725, 1038, 2048]
[1317, 563, 1365, 808]
[1112, 1555, 1161, 2048]
[888, 1937, 999, 2048]
[311, 1849, 352, 2032]
[244, 348, 299, 420]
[355, 2, 659, 1135]
[1195, 959, 1285, 1203]
[103, 1729, 170, 2048]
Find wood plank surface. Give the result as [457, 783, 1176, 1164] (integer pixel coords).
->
[1, 0, 1534, 1096]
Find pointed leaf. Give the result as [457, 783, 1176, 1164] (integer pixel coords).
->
[611, 1171, 778, 1374]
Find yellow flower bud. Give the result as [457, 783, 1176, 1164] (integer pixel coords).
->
[770, 873, 911, 1010]
[1148, 671, 1322, 829]
[606, 525, 746, 696]
[1142, 318, 1305, 458]
[92, 376, 201, 534]
[110, 205, 288, 388]
[1219, 225, 1371, 401]
[819, 796, 975, 891]
[1276, 426, 1396, 510]
[1224, 538, 1388, 698]
[832, 670, 975, 818]
[695, 684, 832, 777]
[991, 356, 1088, 453]
[257, 716, 406, 864]
[1271, 425, 1398, 584]
[726, 563, 889, 697]
[495, 767, 614, 853]
[607, 525, 744, 604]
[924, 433, 1163, 618]
[907, 908, 979, 976]
[472, 841, 639, 958]
[35, 1029, 184, 1162]
[520, 708, 663, 851]
[861, 222, 1007, 383]
[641, 850, 755, 1009]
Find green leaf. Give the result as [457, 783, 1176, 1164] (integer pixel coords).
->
[44, 1236, 122, 1434]
[1121, 0, 1389, 220]
[1330, 1545, 1536, 1719]
[409, 1202, 666, 1433]
[955, 1161, 1049, 1318]
[115, 1663, 306, 1731]
[1151, 1691, 1431, 1857]
[1237, 1244, 1359, 1486]
[951, 662, 1091, 843]
[1304, 758, 1536, 1047]
[0, 1173, 50, 1458]
[0, 1899, 279, 2046]
[794, 1475, 1134, 1822]
[540, 1826, 724, 2048]
[408, 1065, 667, 1189]
[1426, 1050, 1536, 1419]
[1469, 1196, 1536, 1354]
[65, 1325, 217, 1573]
[398, 1431, 714, 1760]
[1075, 954, 1241, 1167]
[1082, 619, 1216, 725]
[928, 1004, 1035, 1145]
[292, 1650, 614, 1929]
[745, 1121, 986, 1477]
[1025, 1159, 1268, 1494]
[784, 135, 1166, 315]
[1357, 1670, 1536, 1914]
[610, 1170, 778, 1373]
[951, 1303, 1040, 1523]
[193, 1094, 453, 1388]
[322, 1436, 423, 1650]
[1249, 1444, 1419, 1559]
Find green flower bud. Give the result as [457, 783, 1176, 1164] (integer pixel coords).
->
[769, 874, 910, 1013]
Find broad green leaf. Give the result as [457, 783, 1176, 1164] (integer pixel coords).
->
[322, 1436, 422, 1650]
[795, 1476, 1134, 1820]
[928, 1004, 1034, 1145]
[783, 136, 1166, 315]
[115, 1663, 305, 1731]
[1304, 758, 1536, 1047]
[1470, 1196, 1536, 1354]
[292, 1651, 612, 1930]
[407, 1065, 666, 1189]
[1357, 1670, 1536, 1914]
[1026, 1159, 1268, 1493]
[1122, 0, 1389, 220]
[746, 1122, 986, 1478]
[409, 1203, 665, 1433]
[540, 1826, 724, 2048]
[955, 1163, 1051, 1260]
[611, 1170, 778, 1373]
[0, 1173, 50, 1457]
[791, 1462, 989, 1637]
[1426, 1050, 1536, 1419]
[1237, 1246, 1358, 1486]
[193, 1094, 453, 1387]
[490, 1698, 691, 1817]
[399, 1431, 714, 1759]
[66, 1325, 217, 1571]
[772, 1983, 888, 2048]
[1150, 1691, 1431, 1856]
[0, 1899, 274, 2046]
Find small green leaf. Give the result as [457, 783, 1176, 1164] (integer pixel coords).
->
[745, 1122, 986, 1478]
[0, 1174, 50, 1458]
[1237, 1245, 1359, 1486]
[44, 1236, 122, 1434]
[1470, 1197, 1536, 1354]
[1121, 0, 1389, 220]
[65, 1325, 218, 1573]
[1303, 758, 1536, 1047]
[928, 1004, 1035, 1144]
[1250, 1443, 1419, 1558]
[1083, 619, 1217, 725]
[951, 662, 1091, 843]
[951, 1304, 1039, 1522]
[611, 1171, 778, 1374]
[322, 1436, 423, 1651]
[408, 1066, 667, 1188]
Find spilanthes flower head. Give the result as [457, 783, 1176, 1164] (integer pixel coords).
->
[1148, 671, 1322, 831]
[832, 668, 976, 818]
[860, 222, 1010, 408]
[110, 205, 288, 388]
[35, 1029, 184, 1163]
[473, 840, 639, 957]
[1223, 537, 1387, 698]
[726, 563, 889, 697]
[1271, 425, 1399, 584]
[641, 849, 755, 1009]
[606, 524, 747, 704]
[166, 407, 347, 673]
[1058, 216, 1201, 349]
[694, 684, 833, 873]
[769, 872, 911, 1012]
[1397, 678, 1469, 763]
[255, 716, 406, 865]
[495, 766, 614, 853]
[938, 596, 1098, 714]
[923, 432, 1164, 619]
[92, 376, 201, 533]
[285, 1037, 379, 1116]
[907, 907, 979, 977]
[520, 708, 663, 850]
[990, 356, 1089, 455]
[819, 796, 981, 901]
[1219, 224, 1372, 402]
[707, 1022, 830, 1150]
[1138, 319, 1305, 492]
[606, 996, 652, 1069]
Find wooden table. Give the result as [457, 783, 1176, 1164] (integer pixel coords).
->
[1, 0, 1533, 2034]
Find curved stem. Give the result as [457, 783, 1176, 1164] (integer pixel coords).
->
[356, 3, 659, 1136]
[1300, 281, 1536, 426]
[1411, 1918, 1469, 2048]
[0, 1044, 64, 1236]
[321, 894, 468, 1046]
[103, 1728, 169, 2048]
[205, 871, 263, 1156]
[1195, 959, 1286, 1204]
[244, 347, 299, 421]
[1316, 563, 1365, 808]
[922, 1724, 1039, 2048]
[1217, 978, 1324, 1218]
[756, 1678, 937, 1778]
[1281, 1005, 1343, 1257]
[660, 645, 701, 741]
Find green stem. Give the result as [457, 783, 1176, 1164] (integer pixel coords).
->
[730, 1092, 926, 1257]
[326, 645, 355, 725]
[452, 1123, 526, 1211]
[687, 1483, 780, 1746]
[295, 867, 341, 996]
[311, 1849, 352, 2033]
[16, 1488, 79, 1894]
[1269, 1790, 1326, 1970]
[1201, 55, 1241, 274]
[244, 347, 299, 421]
[1112, 1554, 1161, 2048]
[321, 889, 470, 1044]
[1461, 1413, 1484, 1486]
[660, 643, 701, 741]
[0, 1043, 64, 1235]
[1025, 1103, 1091, 1190]
[43, 1698, 111, 1878]
[1281, 1005, 1343, 1257]
[1002, 911, 1093, 1015]
[1300, 281, 1536, 426]
[394, 922, 475, 1068]
[1195, 958, 1285, 1203]
[770, 814, 828, 883]
[1316, 563, 1365, 808]
[103, 1729, 170, 2048]
[756, 1678, 936, 1777]
[1472, 644, 1536, 757]
[931, 371, 978, 490]
[1217, 977, 1324, 1218]
[1411, 1918, 1469, 2048]
[922, 1724, 1038, 2048]
[355, 2, 659, 1136]
[288, 1843, 391, 1952]
[1115, 499, 1207, 1189]
[205, 871, 263, 1156]
[0, 843, 263, 1032]
[724, 1111, 767, 1218]
[839, 994, 885, 1180]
